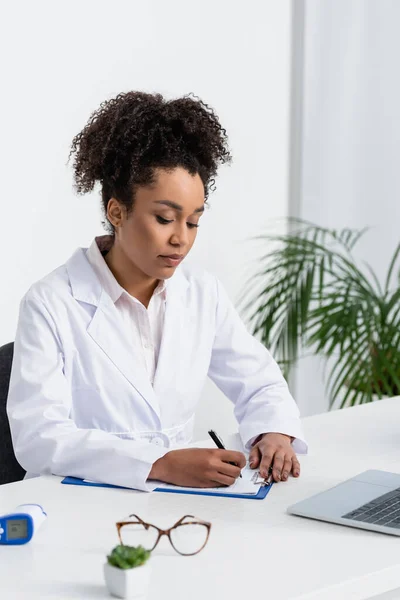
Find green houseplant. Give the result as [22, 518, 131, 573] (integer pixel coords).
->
[104, 545, 151, 599]
[240, 219, 400, 408]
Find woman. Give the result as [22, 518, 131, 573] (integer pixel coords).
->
[7, 92, 307, 492]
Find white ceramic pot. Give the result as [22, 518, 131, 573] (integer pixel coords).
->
[104, 562, 151, 599]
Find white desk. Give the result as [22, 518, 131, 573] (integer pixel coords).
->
[2, 397, 400, 600]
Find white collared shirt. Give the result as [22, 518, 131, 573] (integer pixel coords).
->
[86, 236, 167, 385]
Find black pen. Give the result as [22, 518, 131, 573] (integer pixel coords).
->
[208, 430, 242, 478]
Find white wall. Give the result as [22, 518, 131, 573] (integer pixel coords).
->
[0, 0, 292, 440]
[292, 0, 400, 416]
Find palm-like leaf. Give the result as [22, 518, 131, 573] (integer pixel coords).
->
[239, 219, 400, 407]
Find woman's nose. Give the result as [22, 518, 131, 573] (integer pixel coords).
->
[170, 225, 189, 247]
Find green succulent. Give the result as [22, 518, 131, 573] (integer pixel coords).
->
[107, 545, 151, 570]
[240, 219, 400, 408]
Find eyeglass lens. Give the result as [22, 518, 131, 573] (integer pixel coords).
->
[120, 521, 208, 555]
[169, 523, 209, 555]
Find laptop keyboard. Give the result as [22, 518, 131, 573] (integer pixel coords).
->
[342, 487, 400, 528]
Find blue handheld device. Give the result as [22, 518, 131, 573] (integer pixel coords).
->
[0, 504, 47, 545]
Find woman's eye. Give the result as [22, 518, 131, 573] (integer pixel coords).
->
[156, 216, 173, 225]
[156, 215, 199, 229]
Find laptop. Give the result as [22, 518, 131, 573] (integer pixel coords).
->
[287, 470, 400, 536]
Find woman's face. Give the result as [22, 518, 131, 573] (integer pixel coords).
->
[108, 167, 205, 280]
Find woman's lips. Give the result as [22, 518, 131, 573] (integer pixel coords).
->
[159, 255, 183, 267]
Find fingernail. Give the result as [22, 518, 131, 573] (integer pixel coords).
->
[294, 471, 299, 477]
[261, 470, 267, 478]
[249, 461, 254, 468]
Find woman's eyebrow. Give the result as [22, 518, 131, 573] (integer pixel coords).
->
[153, 200, 205, 214]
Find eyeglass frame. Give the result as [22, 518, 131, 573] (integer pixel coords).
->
[116, 513, 212, 556]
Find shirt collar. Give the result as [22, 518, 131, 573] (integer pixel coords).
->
[86, 235, 167, 304]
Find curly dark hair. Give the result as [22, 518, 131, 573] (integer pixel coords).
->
[69, 91, 232, 234]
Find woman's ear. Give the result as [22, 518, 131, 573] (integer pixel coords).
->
[107, 198, 124, 228]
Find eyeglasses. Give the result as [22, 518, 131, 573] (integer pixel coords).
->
[116, 514, 212, 556]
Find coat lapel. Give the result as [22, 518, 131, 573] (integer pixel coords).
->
[88, 291, 160, 417]
[66, 248, 160, 419]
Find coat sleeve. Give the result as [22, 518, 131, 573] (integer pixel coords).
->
[6, 290, 168, 492]
[207, 277, 308, 454]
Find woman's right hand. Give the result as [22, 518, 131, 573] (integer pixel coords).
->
[148, 448, 246, 487]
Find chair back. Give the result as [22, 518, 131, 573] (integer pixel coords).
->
[0, 342, 25, 484]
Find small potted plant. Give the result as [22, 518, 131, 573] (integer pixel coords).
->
[104, 545, 151, 599]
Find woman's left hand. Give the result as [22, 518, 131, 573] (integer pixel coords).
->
[248, 432, 300, 482]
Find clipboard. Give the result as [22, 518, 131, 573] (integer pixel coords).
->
[61, 476, 273, 500]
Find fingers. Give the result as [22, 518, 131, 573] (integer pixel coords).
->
[259, 452, 274, 479]
[254, 434, 301, 483]
[291, 457, 301, 478]
[219, 450, 247, 469]
[281, 457, 293, 482]
[260, 450, 286, 481]
[248, 444, 261, 469]
[210, 451, 244, 486]
[259, 450, 299, 482]
[214, 458, 243, 482]
[269, 452, 285, 482]
[211, 472, 238, 487]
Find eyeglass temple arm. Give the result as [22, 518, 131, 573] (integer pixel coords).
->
[116, 514, 150, 529]
[127, 514, 147, 524]
[174, 514, 210, 527]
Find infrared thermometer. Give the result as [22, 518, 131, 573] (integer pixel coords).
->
[0, 504, 47, 545]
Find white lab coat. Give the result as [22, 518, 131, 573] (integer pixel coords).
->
[7, 245, 307, 491]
